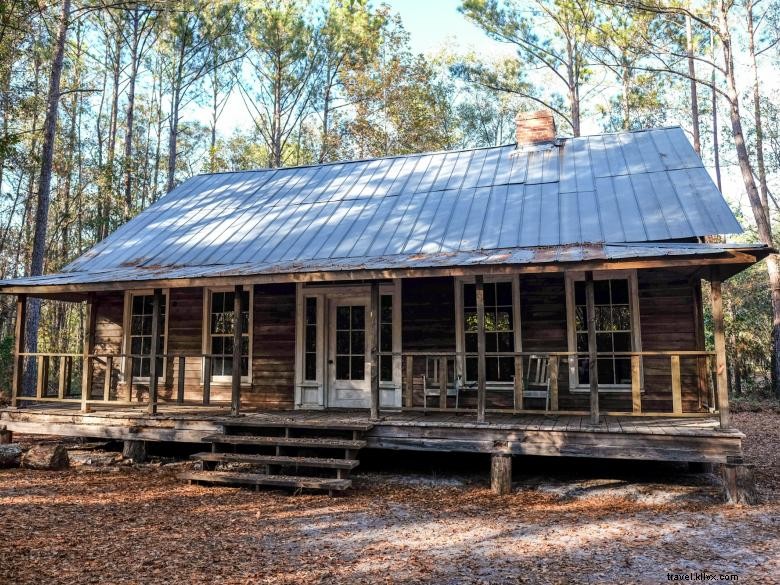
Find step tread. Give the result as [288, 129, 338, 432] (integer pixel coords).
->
[179, 471, 351, 490]
[202, 434, 366, 449]
[217, 418, 374, 432]
[191, 452, 359, 469]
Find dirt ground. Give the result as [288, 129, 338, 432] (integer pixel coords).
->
[1, 411, 778, 585]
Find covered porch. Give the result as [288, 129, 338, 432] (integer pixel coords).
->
[3, 253, 751, 432]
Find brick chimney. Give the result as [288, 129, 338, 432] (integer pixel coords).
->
[515, 110, 556, 146]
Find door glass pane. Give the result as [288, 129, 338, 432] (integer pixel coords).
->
[334, 304, 366, 381]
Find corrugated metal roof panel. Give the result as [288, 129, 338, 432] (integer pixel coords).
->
[42, 126, 744, 285]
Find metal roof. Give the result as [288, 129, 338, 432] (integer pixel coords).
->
[0, 243, 769, 291]
[0, 126, 749, 290]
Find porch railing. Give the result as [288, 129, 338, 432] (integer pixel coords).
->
[383, 350, 719, 421]
[11, 352, 226, 411]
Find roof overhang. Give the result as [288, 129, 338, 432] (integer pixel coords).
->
[0, 243, 771, 299]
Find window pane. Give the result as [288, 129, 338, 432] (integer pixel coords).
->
[612, 306, 631, 330]
[497, 332, 514, 352]
[485, 282, 497, 306]
[141, 315, 152, 335]
[578, 358, 589, 384]
[576, 333, 589, 353]
[351, 306, 365, 329]
[140, 358, 151, 378]
[223, 356, 233, 376]
[615, 358, 631, 384]
[380, 324, 392, 351]
[336, 330, 349, 354]
[305, 353, 316, 381]
[486, 357, 498, 381]
[596, 333, 613, 352]
[132, 295, 144, 314]
[305, 297, 317, 325]
[141, 337, 152, 355]
[211, 337, 223, 355]
[223, 337, 234, 356]
[613, 332, 631, 352]
[575, 306, 586, 331]
[597, 358, 615, 385]
[611, 279, 629, 304]
[132, 358, 142, 377]
[574, 281, 586, 305]
[351, 331, 365, 354]
[336, 306, 350, 330]
[594, 281, 610, 304]
[495, 310, 512, 331]
[131, 337, 142, 355]
[212, 292, 224, 314]
[465, 332, 477, 352]
[498, 357, 515, 382]
[463, 284, 476, 308]
[380, 295, 392, 322]
[336, 356, 349, 380]
[464, 311, 477, 332]
[595, 306, 611, 331]
[305, 325, 316, 352]
[486, 333, 497, 353]
[351, 356, 365, 380]
[466, 357, 477, 381]
[240, 336, 249, 356]
[241, 357, 249, 377]
[496, 282, 513, 306]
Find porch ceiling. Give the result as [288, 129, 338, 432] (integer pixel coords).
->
[0, 242, 770, 296]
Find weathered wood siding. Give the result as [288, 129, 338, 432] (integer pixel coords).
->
[89, 291, 124, 398]
[247, 283, 296, 409]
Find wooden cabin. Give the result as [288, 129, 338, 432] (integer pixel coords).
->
[0, 111, 770, 497]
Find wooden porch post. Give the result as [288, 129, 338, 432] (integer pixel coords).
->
[148, 288, 162, 415]
[585, 271, 599, 425]
[11, 294, 27, 408]
[476, 276, 487, 423]
[231, 285, 243, 416]
[369, 282, 380, 420]
[710, 276, 730, 429]
[81, 293, 96, 413]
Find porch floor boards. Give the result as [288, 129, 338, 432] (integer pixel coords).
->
[0, 404, 744, 464]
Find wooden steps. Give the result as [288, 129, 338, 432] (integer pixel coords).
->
[179, 419, 373, 493]
[190, 452, 360, 469]
[201, 434, 366, 450]
[180, 471, 352, 491]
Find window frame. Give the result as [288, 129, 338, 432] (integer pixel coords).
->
[454, 276, 522, 387]
[564, 269, 643, 393]
[202, 286, 253, 386]
[122, 289, 170, 383]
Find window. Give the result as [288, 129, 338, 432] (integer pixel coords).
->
[456, 278, 521, 384]
[304, 297, 317, 381]
[125, 292, 167, 379]
[206, 289, 250, 382]
[335, 305, 365, 380]
[379, 294, 393, 382]
[566, 271, 641, 391]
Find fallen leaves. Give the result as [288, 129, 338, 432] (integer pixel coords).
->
[0, 411, 778, 584]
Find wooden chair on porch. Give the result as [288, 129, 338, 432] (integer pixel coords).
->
[524, 355, 552, 411]
[422, 357, 460, 410]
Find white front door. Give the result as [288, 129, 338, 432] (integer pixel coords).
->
[327, 296, 371, 408]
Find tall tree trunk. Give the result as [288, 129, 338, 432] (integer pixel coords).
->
[27, 0, 71, 356]
[166, 88, 180, 193]
[710, 27, 722, 192]
[686, 15, 700, 154]
[123, 5, 141, 222]
[718, 1, 780, 399]
[746, 0, 769, 218]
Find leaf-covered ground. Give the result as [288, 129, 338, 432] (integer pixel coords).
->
[1, 411, 778, 585]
